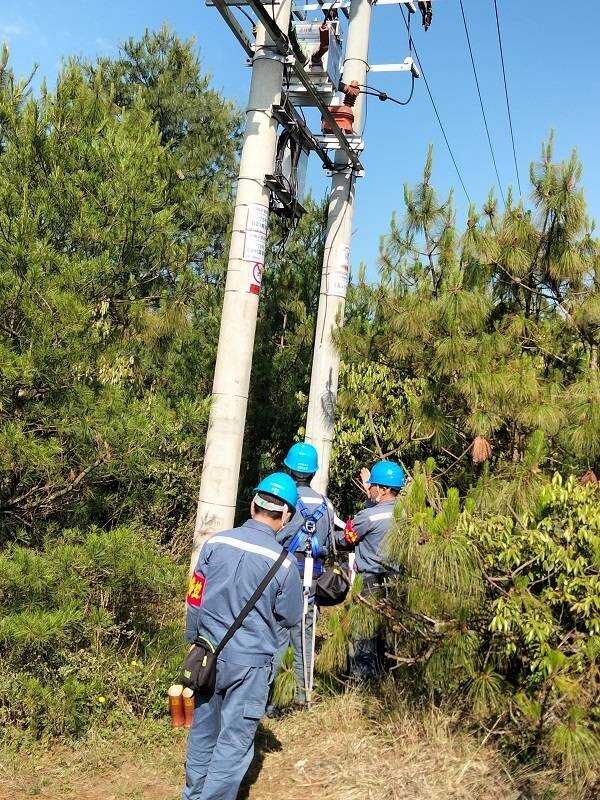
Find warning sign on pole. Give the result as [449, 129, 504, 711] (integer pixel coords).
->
[243, 203, 268, 265]
[243, 203, 268, 294]
[326, 244, 350, 297]
[248, 262, 263, 295]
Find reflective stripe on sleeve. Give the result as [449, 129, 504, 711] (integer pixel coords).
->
[367, 511, 393, 522]
[210, 535, 291, 568]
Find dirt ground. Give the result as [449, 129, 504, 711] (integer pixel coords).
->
[0, 692, 522, 800]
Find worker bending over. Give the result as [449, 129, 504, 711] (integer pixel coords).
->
[276, 442, 342, 705]
[183, 473, 302, 800]
[337, 459, 405, 680]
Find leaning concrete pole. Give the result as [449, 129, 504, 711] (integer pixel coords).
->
[305, 0, 372, 494]
[192, 0, 292, 567]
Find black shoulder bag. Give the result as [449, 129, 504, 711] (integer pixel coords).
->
[180, 548, 288, 699]
[313, 504, 350, 607]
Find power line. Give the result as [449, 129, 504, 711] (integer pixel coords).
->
[458, 0, 505, 205]
[399, 6, 471, 203]
[492, 0, 522, 196]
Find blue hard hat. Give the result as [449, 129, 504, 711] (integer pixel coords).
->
[283, 442, 319, 475]
[255, 471, 298, 510]
[368, 460, 405, 490]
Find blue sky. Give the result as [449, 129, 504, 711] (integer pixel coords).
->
[3, 1, 600, 273]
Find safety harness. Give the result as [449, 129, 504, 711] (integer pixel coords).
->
[287, 496, 328, 577]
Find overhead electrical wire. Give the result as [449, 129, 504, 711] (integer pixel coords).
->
[492, 0, 522, 196]
[458, 0, 505, 204]
[399, 5, 471, 203]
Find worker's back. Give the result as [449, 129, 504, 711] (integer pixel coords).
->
[277, 484, 335, 563]
[186, 519, 302, 663]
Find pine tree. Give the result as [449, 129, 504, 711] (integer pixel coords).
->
[331, 140, 600, 510]
[0, 35, 239, 545]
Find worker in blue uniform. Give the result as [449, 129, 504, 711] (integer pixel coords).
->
[337, 459, 405, 680]
[275, 442, 343, 705]
[182, 472, 302, 800]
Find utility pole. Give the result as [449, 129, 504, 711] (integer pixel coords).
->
[192, 0, 293, 567]
[305, 0, 373, 493]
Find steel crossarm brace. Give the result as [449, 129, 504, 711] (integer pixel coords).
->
[210, 0, 254, 57]
[244, 0, 363, 171]
[272, 100, 336, 171]
[288, 66, 362, 171]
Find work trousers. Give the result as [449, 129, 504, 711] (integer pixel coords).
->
[183, 657, 272, 800]
[349, 573, 386, 682]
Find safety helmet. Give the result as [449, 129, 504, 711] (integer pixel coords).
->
[283, 442, 319, 475]
[368, 460, 405, 490]
[255, 471, 298, 510]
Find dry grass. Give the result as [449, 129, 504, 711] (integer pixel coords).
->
[244, 691, 520, 800]
[0, 691, 521, 800]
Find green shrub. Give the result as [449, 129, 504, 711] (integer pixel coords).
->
[322, 467, 600, 796]
[0, 526, 185, 741]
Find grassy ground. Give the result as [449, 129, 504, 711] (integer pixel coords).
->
[0, 691, 522, 800]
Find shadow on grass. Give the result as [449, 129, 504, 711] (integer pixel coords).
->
[237, 723, 282, 800]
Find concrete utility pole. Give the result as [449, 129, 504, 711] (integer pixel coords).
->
[192, 0, 293, 567]
[305, 0, 373, 494]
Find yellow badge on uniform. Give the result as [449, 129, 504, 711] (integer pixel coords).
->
[186, 572, 205, 607]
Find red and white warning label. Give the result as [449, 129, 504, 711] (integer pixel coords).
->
[243, 203, 268, 294]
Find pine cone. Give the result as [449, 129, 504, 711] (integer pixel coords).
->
[472, 436, 492, 464]
[579, 469, 598, 486]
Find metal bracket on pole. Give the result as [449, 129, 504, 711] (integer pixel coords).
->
[315, 133, 364, 152]
[293, 0, 420, 8]
[293, 0, 350, 9]
[369, 56, 420, 77]
[209, 0, 254, 58]
[371, 0, 416, 6]
[207, 0, 364, 169]
[207, 0, 307, 20]
[244, 0, 363, 171]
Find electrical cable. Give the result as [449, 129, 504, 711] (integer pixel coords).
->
[458, 0, 505, 204]
[235, 5, 255, 27]
[318, 168, 356, 345]
[399, 6, 471, 203]
[492, 0, 522, 196]
[360, 84, 369, 137]
[359, 74, 415, 107]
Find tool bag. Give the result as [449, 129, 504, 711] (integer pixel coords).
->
[314, 564, 350, 606]
[180, 548, 288, 699]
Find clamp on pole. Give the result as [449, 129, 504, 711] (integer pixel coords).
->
[254, 45, 287, 63]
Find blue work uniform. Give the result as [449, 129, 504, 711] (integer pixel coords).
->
[336, 499, 396, 680]
[275, 485, 339, 702]
[183, 519, 302, 800]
